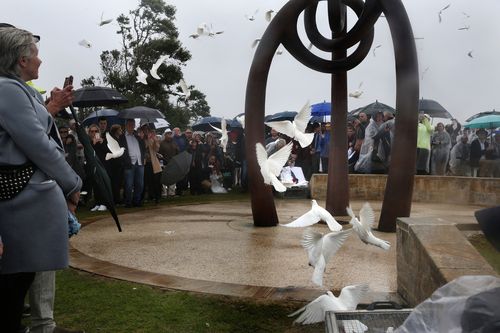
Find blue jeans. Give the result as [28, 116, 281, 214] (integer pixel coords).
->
[29, 271, 56, 333]
[124, 164, 144, 206]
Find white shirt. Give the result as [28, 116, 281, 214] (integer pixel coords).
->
[125, 131, 142, 165]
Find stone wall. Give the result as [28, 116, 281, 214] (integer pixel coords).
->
[397, 217, 498, 306]
[310, 174, 500, 206]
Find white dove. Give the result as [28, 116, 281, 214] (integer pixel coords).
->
[346, 203, 391, 250]
[245, 9, 259, 21]
[203, 23, 224, 37]
[438, 4, 451, 23]
[372, 44, 382, 57]
[98, 13, 113, 26]
[281, 199, 342, 231]
[210, 118, 228, 152]
[265, 10, 275, 22]
[105, 133, 125, 160]
[235, 114, 245, 129]
[179, 79, 191, 99]
[136, 67, 148, 85]
[301, 227, 352, 286]
[289, 284, 369, 325]
[188, 24, 207, 39]
[264, 101, 314, 148]
[255, 142, 292, 192]
[150, 55, 169, 80]
[78, 39, 92, 48]
[349, 82, 363, 98]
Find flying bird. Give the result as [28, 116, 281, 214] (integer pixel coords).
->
[150, 55, 169, 80]
[462, 12, 471, 19]
[210, 118, 228, 152]
[255, 142, 292, 192]
[421, 66, 430, 81]
[372, 44, 382, 57]
[276, 48, 284, 55]
[98, 13, 113, 26]
[438, 4, 451, 23]
[202, 23, 224, 37]
[346, 203, 391, 250]
[245, 9, 259, 21]
[349, 82, 363, 99]
[136, 67, 148, 85]
[78, 39, 92, 48]
[179, 78, 191, 99]
[458, 25, 470, 31]
[105, 133, 125, 160]
[265, 10, 275, 22]
[188, 23, 208, 39]
[289, 284, 369, 325]
[264, 101, 314, 148]
[467, 50, 473, 58]
[300, 228, 352, 286]
[281, 199, 342, 231]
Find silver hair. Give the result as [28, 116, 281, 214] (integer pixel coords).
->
[0, 27, 37, 78]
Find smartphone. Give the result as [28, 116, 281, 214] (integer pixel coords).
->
[63, 75, 73, 88]
[95, 132, 101, 140]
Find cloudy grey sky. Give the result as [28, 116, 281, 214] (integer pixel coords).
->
[2, 0, 500, 123]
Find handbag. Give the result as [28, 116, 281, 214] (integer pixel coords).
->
[0, 162, 36, 201]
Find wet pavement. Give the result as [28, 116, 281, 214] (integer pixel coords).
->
[70, 199, 480, 302]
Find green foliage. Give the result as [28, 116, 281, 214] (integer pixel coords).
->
[84, 0, 210, 129]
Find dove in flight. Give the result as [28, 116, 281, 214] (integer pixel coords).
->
[372, 44, 382, 57]
[136, 67, 148, 85]
[347, 203, 390, 250]
[281, 200, 342, 231]
[98, 12, 113, 26]
[203, 23, 224, 37]
[349, 82, 363, 98]
[105, 133, 125, 160]
[265, 10, 275, 22]
[235, 114, 245, 129]
[421, 66, 430, 81]
[188, 23, 207, 39]
[467, 50, 473, 58]
[78, 39, 92, 48]
[289, 284, 369, 324]
[150, 55, 170, 80]
[179, 79, 191, 99]
[276, 48, 284, 55]
[245, 9, 259, 21]
[255, 142, 292, 192]
[210, 118, 228, 152]
[264, 101, 314, 148]
[458, 25, 470, 31]
[301, 228, 352, 286]
[438, 4, 451, 23]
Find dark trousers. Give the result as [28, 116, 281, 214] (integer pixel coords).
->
[144, 163, 161, 202]
[0, 272, 35, 333]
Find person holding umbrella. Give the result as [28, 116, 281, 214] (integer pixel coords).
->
[0, 26, 82, 332]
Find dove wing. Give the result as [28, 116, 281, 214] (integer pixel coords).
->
[221, 118, 227, 133]
[338, 284, 369, 311]
[255, 143, 269, 170]
[294, 101, 311, 133]
[289, 294, 333, 325]
[209, 124, 222, 133]
[265, 121, 295, 139]
[270, 174, 287, 192]
[317, 206, 342, 231]
[322, 229, 352, 263]
[106, 133, 121, 153]
[281, 210, 320, 228]
[359, 202, 375, 230]
[179, 79, 190, 98]
[267, 142, 292, 176]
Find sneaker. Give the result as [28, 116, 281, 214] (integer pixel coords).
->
[97, 205, 107, 211]
[90, 205, 100, 212]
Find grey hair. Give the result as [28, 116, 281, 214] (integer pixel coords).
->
[0, 27, 37, 78]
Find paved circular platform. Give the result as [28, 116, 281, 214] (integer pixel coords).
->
[69, 199, 481, 302]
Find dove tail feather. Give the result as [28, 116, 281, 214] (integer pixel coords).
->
[288, 306, 305, 317]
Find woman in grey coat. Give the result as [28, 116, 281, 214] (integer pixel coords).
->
[0, 27, 81, 332]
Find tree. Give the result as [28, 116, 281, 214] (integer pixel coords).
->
[84, 0, 210, 129]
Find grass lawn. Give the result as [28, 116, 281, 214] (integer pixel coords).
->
[468, 233, 500, 274]
[39, 190, 322, 332]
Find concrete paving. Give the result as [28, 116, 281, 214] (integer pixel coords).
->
[70, 199, 481, 302]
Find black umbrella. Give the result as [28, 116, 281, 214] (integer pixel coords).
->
[161, 151, 192, 186]
[192, 116, 222, 132]
[349, 100, 396, 118]
[265, 111, 297, 122]
[72, 86, 128, 108]
[119, 106, 165, 122]
[465, 110, 500, 123]
[418, 98, 453, 119]
[81, 109, 123, 127]
[68, 104, 122, 232]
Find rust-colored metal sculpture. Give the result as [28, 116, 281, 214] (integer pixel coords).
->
[245, 0, 419, 231]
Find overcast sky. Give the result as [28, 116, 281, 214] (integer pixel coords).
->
[2, 0, 500, 123]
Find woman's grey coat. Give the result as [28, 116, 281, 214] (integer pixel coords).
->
[0, 77, 82, 274]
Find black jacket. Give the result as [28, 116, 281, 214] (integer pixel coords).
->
[119, 131, 146, 169]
